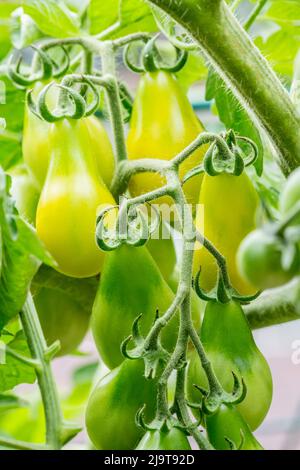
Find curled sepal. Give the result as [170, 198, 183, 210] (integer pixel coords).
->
[235, 136, 258, 168]
[224, 372, 247, 406]
[120, 314, 145, 360]
[194, 270, 218, 302]
[80, 77, 100, 117]
[225, 430, 245, 451]
[121, 312, 169, 378]
[96, 205, 121, 252]
[195, 266, 260, 305]
[136, 408, 170, 433]
[31, 46, 53, 81]
[8, 46, 53, 88]
[146, 202, 161, 237]
[197, 372, 247, 416]
[160, 47, 188, 73]
[36, 82, 86, 122]
[203, 144, 221, 176]
[231, 288, 261, 304]
[126, 207, 150, 248]
[49, 46, 70, 78]
[124, 35, 188, 74]
[123, 39, 148, 73]
[232, 149, 245, 176]
[120, 335, 141, 360]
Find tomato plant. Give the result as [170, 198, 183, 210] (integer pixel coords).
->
[0, 0, 300, 454]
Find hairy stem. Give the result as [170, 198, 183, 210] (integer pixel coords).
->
[147, 0, 300, 175]
[245, 278, 300, 329]
[100, 43, 128, 165]
[175, 360, 213, 449]
[20, 294, 63, 450]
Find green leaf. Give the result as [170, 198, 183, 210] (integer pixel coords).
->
[22, 0, 81, 38]
[176, 52, 207, 90]
[0, 77, 24, 171]
[118, 0, 156, 35]
[0, 331, 36, 392]
[0, 393, 28, 411]
[89, 0, 119, 35]
[206, 71, 263, 176]
[11, 7, 42, 49]
[266, 0, 300, 22]
[89, 0, 157, 37]
[63, 0, 90, 15]
[255, 28, 300, 78]
[0, 170, 54, 330]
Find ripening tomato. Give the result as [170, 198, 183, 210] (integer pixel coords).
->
[36, 119, 115, 278]
[127, 70, 207, 210]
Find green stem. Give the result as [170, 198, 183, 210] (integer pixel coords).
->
[100, 43, 128, 165]
[0, 436, 49, 451]
[174, 342, 213, 450]
[230, 0, 243, 10]
[244, 0, 268, 31]
[196, 231, 231, 289]
[245, 278, 300, 329]
[147, 0, 300, 175]
[20, 294, 63, 450]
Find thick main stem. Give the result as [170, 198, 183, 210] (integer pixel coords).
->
[147, 0, 300, 175]
[20, 294, 63, 450]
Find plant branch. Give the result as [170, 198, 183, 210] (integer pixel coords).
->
[174, 367, 213, 450]
[243, 0, 268, 31]
[147, 0, 300, 175]
[20, 294, 63, 450]
[245, 278, 300, 329]
[0, 436, 49, 451]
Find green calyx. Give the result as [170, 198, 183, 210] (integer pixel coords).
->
[194, 269, 260, 305]
[8, 45, 70, 89]
[124, 35, 188, 74]
[203, 130, 258, 177]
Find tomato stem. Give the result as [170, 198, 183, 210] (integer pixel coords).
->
[20, 294, 64, 450]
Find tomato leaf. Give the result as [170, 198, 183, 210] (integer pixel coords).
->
[0, 392, 28, 411]
[22, 0, 82, 38]
[0, 77, 24, 171]
[206, 71, 264, 176]
[89, 0, 119, 35]
[89, 0, 157, 37]
[0, 330, 36, 392]
[0, 169, 54, 330]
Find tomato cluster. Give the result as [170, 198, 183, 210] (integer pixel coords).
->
[11, 62, 283, 451]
